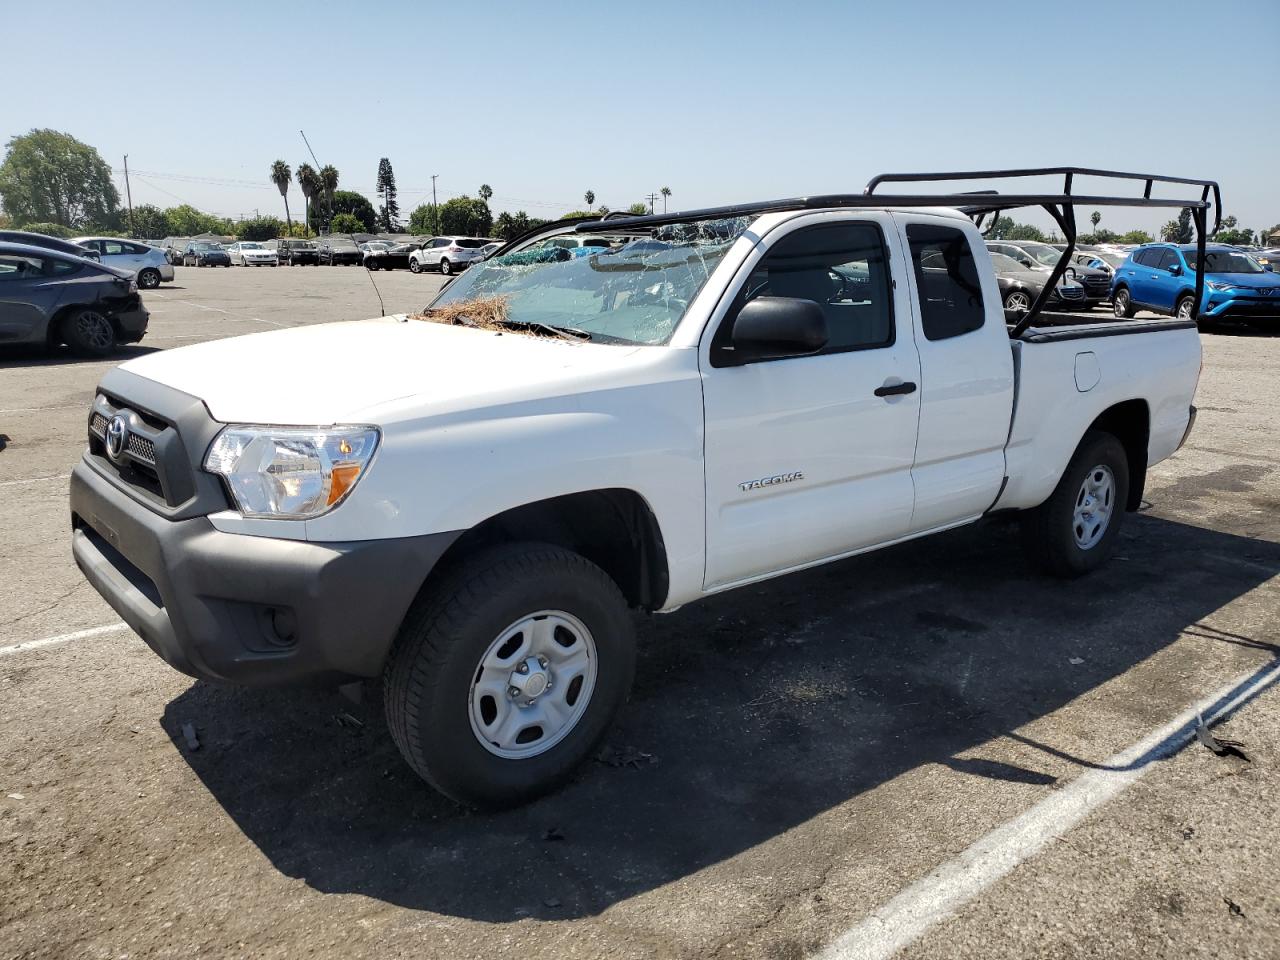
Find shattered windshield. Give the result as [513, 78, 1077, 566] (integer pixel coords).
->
[424, 218, 750, 345]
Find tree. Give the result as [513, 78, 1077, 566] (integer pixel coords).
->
[327, 190, 377, 232]
[437, 195, 492, 236]
[478, 183, 493, 205]
[330, 212, 363, 234]
[17, 222, 75, 238]
[661, 186, 672, 213]
[376, 158, 400, 231]
[408, 203, 435, 235]
[1118, 229, 1154, 244]
[492, 210, 548, 241]
[296, 163, 319, 233]
[989, 215, 1047, 242]
[584, 189, 595, 208]
[269, 160, 293, 234]
[627, 202, 649, 216]
[1090, 211, 1101, 231]
[319, 164, 339, 228]
[164, 204, 221, 236]
[0, 129, 119, 229]
[234, 216, 284, 241]
[1214, 215, 1256, 246]
[129, 204, 171, 239]
[1161, 207, 1194, 244]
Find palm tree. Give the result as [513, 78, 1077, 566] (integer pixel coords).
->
[1090, 210, 1101, 231]
[319, 165, 339, 230]
[296, 163, 319, 235]
[660, 186, 672, 214]
[478, 183, 493, 205]
[584, 190, 595, 209]
[269, 160, 293, 234]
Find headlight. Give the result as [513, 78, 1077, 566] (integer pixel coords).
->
[1205, 280, 1236, 292]
[204, 426, 379, 519]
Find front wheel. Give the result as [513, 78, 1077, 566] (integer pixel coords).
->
[409, 258, 422, 274]
[439, 258, 452, 275]
[1003, 289, 1031, 313]
[383, 542, 636, 808]
[1113, 287, 1135, 319]
[1020, 430, 1129, 577]
[1175, 295, 1196, 322]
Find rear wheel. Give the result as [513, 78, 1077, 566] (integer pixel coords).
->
[137, 268, 161, 290]
[1020, 430, 1129, 577]
[62, 307, 117, 357]
[383, 542, 635, 808]
[1112, 286, 1135, 319]
[439, 258, 452, 276]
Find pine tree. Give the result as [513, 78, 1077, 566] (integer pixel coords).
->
[376, 158, 400, 231]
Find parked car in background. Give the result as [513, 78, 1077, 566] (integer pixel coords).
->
[363, 243, 414, 270]
[408, 236, 490, 274]
[227, 241, 279, 267]
[273, 238, 320, 266]
[317, 236, 362, 266]
[1112, 243, 1280, 323]
[162, 238, 190, 265]
[183, 241, 231, 267]
[985, 251, 1088, 312]
[72, 236, 175, 289]
[478, 241, 504, 259]
[0, 241, 148, 356]
[0, 230, 100, 262]
[1253, 248, 1279, 271]
[987, 240, 1111, 305]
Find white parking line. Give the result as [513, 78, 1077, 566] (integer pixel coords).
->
[0, 474, 70, 487]
[814, 655, 1280, 960]
[0, 622, 129, 658]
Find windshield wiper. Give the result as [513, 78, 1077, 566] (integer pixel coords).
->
[486, 318, 592, 342]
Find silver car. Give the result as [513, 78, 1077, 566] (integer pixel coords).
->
[72, 236, 174, 289]
[408, 236, 490, 275]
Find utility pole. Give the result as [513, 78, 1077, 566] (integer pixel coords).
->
[431, 174, 439, 235]
[123, 155, 135, 238]
[645, 192, 660, 214]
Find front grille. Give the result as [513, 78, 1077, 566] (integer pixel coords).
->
[87, 393, 192, 508]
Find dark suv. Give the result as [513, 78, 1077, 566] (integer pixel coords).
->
[275, 238, 320, 266]
[316, 237, 362, 266]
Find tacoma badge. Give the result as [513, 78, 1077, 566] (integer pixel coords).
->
[739, 471, 804, 493]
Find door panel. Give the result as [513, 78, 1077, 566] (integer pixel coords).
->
[701, 215, 921, 589]
[1148, 249, 1180, 311]
[894, 215, 1015, 531]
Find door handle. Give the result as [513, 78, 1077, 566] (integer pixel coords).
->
[874, 380, 917, 398]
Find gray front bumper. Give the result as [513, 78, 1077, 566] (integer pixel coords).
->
[70, 461, 459, 686]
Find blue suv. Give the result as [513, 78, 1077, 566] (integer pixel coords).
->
[1111, 243, 1280, 324]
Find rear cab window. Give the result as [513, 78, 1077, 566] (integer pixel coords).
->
[905, 224, 986, 340]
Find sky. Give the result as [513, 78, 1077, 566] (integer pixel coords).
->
[6, 0, 1279, 237]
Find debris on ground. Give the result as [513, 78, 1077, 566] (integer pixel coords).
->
[181, 723, 199, 751]
[542, 826, 565, 842]
[1194, 716, 1249, 761]
[1223, 896, 1245, 919]
[1068, 657, 1085, 665]
[594, 744, 658, 769]
[6, 793, 24, 800]
[334, 712, 365, 732]
[543, 897, 562, 909]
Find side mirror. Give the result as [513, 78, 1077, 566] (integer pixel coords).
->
[1168, 263, 1182, 276]
[727, 296, 828, 363]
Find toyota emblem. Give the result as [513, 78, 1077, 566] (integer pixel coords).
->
[105, 415, 128, 462]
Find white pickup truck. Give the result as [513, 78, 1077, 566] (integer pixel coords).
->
[70, 170, 1206, 806]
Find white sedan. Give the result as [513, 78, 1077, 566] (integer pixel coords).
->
[228, 242, 279, 267]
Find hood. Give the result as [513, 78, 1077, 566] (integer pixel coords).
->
[1208, 272, 1280, 289]
[118, 316, 646, 424]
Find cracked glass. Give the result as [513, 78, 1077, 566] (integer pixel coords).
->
[425, 218, 751, 345]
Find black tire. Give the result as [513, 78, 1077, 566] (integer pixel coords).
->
[1112, 286, 1135, 319]
[366, 259, 378, 270]
[61, 307, 117, 357]
[137, 268, 161, 290]
[383, 541, 636, 808]
[439, 258, 452, 276]
[409, 258, 422, 274]
[1020, 430, 1129, 578]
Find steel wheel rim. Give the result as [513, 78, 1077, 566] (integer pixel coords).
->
[77, 311, 113, 350]
[468, 610, 598, 760]
[1073, 464, 1115, 550]
[1006, 292, 1030, 311]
